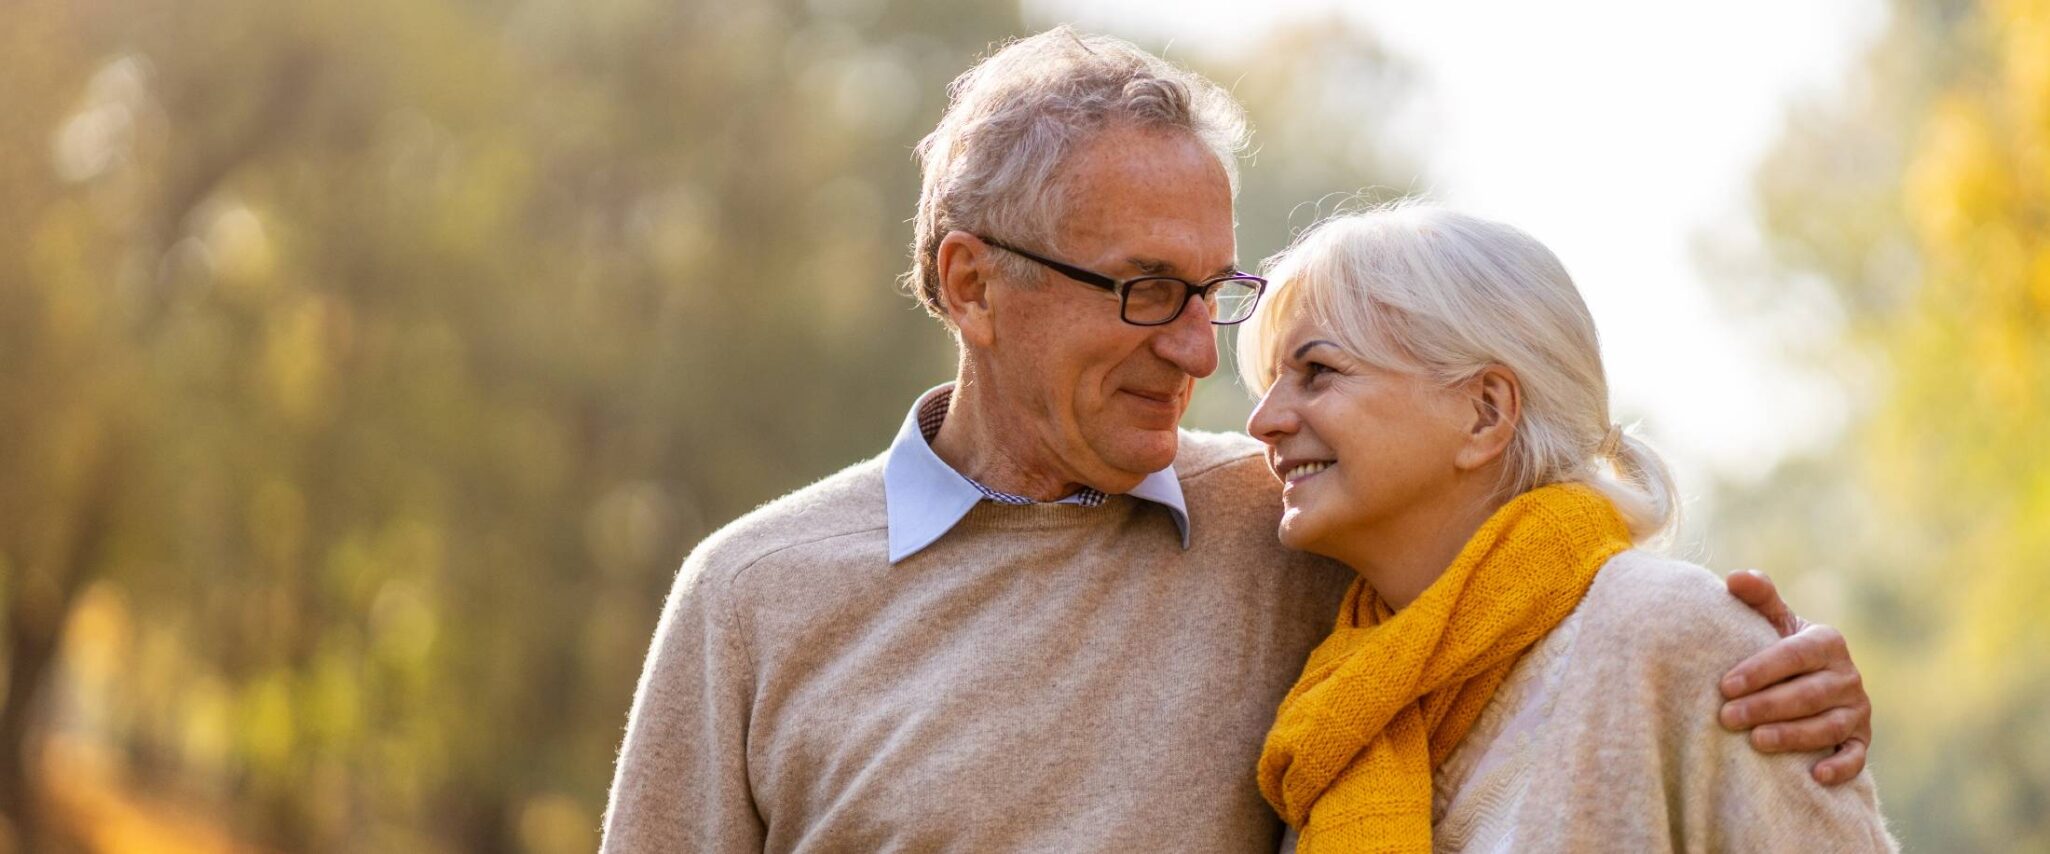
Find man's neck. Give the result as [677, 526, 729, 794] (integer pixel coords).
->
[929, 380, 1099, 502]
[930, 385, 1082, 499]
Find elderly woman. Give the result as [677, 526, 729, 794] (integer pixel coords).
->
[1237, 206, 1894, 852]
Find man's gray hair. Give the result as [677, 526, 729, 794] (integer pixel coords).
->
[903, 27, 1252, 322]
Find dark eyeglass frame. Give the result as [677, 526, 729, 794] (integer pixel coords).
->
[976, 235, 1267, 327]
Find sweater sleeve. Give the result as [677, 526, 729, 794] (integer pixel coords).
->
[1516, 554, 1896, 853]
[601, 543, 766, 853]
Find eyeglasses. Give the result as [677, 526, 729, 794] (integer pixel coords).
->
[977, 235, 1266, 326]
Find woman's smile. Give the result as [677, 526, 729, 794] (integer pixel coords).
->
[1283, 460, 1334, 482]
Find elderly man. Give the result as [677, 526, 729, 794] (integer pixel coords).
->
[603, 28, 1872, 852]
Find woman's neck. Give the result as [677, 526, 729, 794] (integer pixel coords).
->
[1329, 478, 1511, 612]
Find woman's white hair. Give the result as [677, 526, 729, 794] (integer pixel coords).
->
[904, 26, 1251, 323]
[1236, 203, 1680, 544]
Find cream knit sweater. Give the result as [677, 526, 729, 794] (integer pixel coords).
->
[1427, 550, 1897, 853]
[602, 431, 1354, 853]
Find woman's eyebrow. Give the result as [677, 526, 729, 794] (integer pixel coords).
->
[1291, 339, 1340, 361]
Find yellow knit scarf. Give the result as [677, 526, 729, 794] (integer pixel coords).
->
[1257, 484, 1632, 853]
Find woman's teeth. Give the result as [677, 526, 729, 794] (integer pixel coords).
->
[1285, 461, 1333, 481]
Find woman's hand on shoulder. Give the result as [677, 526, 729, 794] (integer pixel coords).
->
[1717, 569, 1872, 786]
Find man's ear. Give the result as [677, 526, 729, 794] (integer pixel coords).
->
[1453, 365, 1521, 471]
[936, 231, 997, 349]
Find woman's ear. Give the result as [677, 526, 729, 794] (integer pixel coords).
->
[936, 231, 996, 349]
[1453, 365, 1521, 471]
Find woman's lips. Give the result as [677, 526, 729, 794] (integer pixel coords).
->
[1283, 461, 1334, 482]
[1279, 462, 1335, 506]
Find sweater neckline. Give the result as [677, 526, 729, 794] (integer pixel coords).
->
[952, 495, 1144, 532]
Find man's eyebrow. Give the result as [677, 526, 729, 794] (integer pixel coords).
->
[1126, 256, 1177, 275]
[1124, 256, 1245, 279]
[1291, 339, 1340, 361]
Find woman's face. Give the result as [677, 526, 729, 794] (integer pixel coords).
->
[1246, 314, 1476, 559]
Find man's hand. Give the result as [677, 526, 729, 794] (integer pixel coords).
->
[1718, 569, 1872, 786]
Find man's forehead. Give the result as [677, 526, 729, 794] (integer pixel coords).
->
[1054, 210, 1237, 271]
[1051, 126, 1237, 270]
[1055, 190, 1240, 275]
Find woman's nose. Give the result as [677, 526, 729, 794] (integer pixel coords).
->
[1247, 385, 1298, 444]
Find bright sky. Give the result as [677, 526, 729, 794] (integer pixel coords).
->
[1026, 0, 1888, 491]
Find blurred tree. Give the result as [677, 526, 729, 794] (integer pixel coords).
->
[0, 1, 152, 847]
[1710, 0, 2050, 848]
[6, 0, 1017, 849]
[2, 1, 1417, 852]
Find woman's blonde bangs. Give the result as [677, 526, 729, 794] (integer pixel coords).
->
[1235, 216, 1422, 394]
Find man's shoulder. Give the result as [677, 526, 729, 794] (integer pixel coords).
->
[1170, 429, 1318, 576]
[1173, 429, 1270, 486]
[684, 453, 890, 584]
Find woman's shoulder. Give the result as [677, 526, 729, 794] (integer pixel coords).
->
[1576, 550, 1781, 668]
[1550, 558, 1898, 851]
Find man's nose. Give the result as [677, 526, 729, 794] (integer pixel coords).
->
[1150, 297, 1220, 379]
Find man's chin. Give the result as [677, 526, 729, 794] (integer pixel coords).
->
[1095, 428, 1180, 479]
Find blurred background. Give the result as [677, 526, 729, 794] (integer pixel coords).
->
[0, 0, 2042, 850]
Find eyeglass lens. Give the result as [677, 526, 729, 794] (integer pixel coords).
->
[1123, 278, 1262, 324]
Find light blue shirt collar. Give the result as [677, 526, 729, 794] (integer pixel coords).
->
[883, 384, 1191, 563]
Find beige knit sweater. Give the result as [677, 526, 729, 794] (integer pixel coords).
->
[602, 431, 1354, 853]
[1427, 550, 1897, 853]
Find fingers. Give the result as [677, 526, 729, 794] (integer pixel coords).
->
[1719, 665, 1863, 730]
[1811, 737, 1869, 786]
[1723, 568, 1778, 610]
[1721, 624, 1847, 699]
[1746, 705, 1865, 755]
[1715, 588, 1874, 786]
[1724, 569, 1803, 637]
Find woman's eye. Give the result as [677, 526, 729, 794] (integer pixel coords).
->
[1305, 362, 1332, 377]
